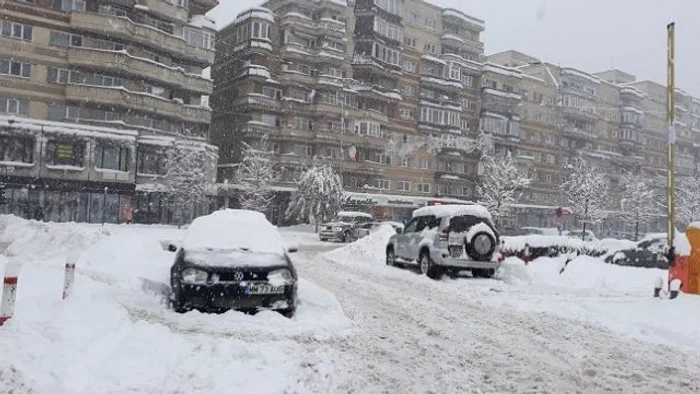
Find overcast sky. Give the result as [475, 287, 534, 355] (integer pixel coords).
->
[207, 0, 700, 97]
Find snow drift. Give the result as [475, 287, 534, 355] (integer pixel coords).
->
[325, 224, 396, 264]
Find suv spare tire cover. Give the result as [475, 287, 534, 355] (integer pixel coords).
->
[465, 231, 496, 262]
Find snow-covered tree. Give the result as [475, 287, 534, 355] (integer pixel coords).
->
[619, 172, 656, 240]
[163, 143, 208, 226]
[560, 158, 609, 229]
[238, 139, 276, 213]
[676, 175, 700, 228]
[476, 150, 531, 228]
[285, 164, 345, 232]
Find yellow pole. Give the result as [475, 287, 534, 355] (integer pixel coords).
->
[667, 22, 676, 246]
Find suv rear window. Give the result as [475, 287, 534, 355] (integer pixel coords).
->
[449, 215, 494, 233]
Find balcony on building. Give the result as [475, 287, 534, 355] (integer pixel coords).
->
[281, 12, 347, 38]
[65, 85, 211, 125]
[232, 93, 282, 112]
[620, 87, 646, 103]
[70, 12, 215, 65]
[620, 107, 644, 129]
[67, 47, 213, 95]
[139, 0, 189, 23]
[562, 124, 597, 142]
[354, 0, 403, 24]
[442, 8, 485, 33]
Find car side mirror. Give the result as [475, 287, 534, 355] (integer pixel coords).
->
[168, 244, 178, 252]
[396, 228, 402, 234]
[286, 243, 299, 254]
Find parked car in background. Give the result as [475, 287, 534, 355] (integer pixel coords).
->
[521, 227, 560, 236]
[353, 221, 404, 240]
[604, 233, 668, 269]
[565, 229, 597, 242]
[319, 211, 373, 242]
[169, 210, 298, 317]
[386, 204, 500, 279]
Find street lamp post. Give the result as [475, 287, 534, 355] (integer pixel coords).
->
[582, 197, 589, 241]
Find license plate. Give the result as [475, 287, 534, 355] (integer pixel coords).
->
[245, 284, 285, 295]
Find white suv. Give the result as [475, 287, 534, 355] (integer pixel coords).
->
[385, 204, 500, 279]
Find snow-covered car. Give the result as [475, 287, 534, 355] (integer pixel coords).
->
[353, 221, 404, 240]
[565, 229, 597, 242]
[386, 204, 500, 279]
[319, 211, 373, 242]
[603, 234, 669, 269]
[169, 210, 298, 317]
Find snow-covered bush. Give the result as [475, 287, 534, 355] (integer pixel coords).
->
[238, 139, 276, 214]
[285, 164, 344, 232]
[477, 150, 531, 228]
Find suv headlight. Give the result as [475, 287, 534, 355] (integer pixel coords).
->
[333, 227, 344, 232]
[181, 268, 208, 284]
[268, 269, 295, 285]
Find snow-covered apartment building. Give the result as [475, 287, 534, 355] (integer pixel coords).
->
[484, 50, 700, 234]
[0, 0, 219, 224]
[212, 0, 487, 223]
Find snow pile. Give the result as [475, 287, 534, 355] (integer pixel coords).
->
[594, 238, 636, 257]
[503, 235, 584, 251]
[325, 225, 396, 264]
[412, 204, 491, 220]
[0, 219, 351, 393]
[0, 215, 103, 260]
[495, 257, 531, 285]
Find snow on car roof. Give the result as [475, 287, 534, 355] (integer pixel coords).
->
[337, 211, 373, 218]
[183, 209, 284, 254]
[412, 204, 491, 220]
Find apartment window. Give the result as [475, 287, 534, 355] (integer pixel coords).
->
[46, 139, 85, 167]
[98, 5, 127, 16]
[355, 121, 381, 137]
[286, 63, 311, 75]
[0, 97, 29, 116]
[374, 43, 400, 66]
[48, 68, 81, 84]
[417, 183, 431, 193]
[402, 60, 416, 73]
[53, 0, 86, 12]
[142, 83, 166, 96]
[252, 21, 270, 40]
[49, 31, 83, 47]
[262, 86, 281, 100]
[374, 179, 390, 190]
[374, 0, 402, 16]
[404, 10, 419, 24]
[95, 74, 124, 87]
[95, 142, 129, 171]
[47, 104, 79, 120]
[481, 117, 508, 134]
[294, 144, 313, 157]
[545, 135, 555, 145]
[400, 157, 410, 167]
[0, 21, 33, 41]
[424, 18, 437, 31]
[461, 74, 473, 87]
[544, 174, 553, 183]
[137, 145, 166, 175]
[397, 181, 410, 192]
[327, 67, 343, 78]
[403, 36, 417, 48]
[447, 63, 460, 81]
[261, 114, 279, 127]
[461, 186, 471, 197]
[0, 135, 33, 163]
[323, 40, 345, 52]
[183, 27, 214, 50]
[420, 158, 430, 170]
[95, 39, 124, 51]
[420, 107, 461, 127]
[294, 117, 313, 131]
[0, 59, 31, 78]
[545, 154, 555, 164]
[400, 108, 415, 120]
[403, 85, 415, 97]
[91, 109, 119, 122]
[374, 17, 402, 42]
[423, 42, 436, 54]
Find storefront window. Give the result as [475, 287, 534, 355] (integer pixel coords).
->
[0, 135, 33, 163]
[46, 139, 85, 167]
[95, 142, 129, 171]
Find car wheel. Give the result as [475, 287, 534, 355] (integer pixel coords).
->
[386, 247, 396, 267]
[466, 232, 496, 262]
[420, 250, 442, 280]
[473, 269, 496, 279]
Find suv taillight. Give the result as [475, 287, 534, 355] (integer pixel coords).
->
[438, 227, 450, 242]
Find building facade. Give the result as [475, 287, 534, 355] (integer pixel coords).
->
[0, 0, 219, 224]
[211, 0, 486, 223]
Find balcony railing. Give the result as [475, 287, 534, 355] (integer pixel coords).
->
[141, 0, 189, 22]
[68, 47, 212, 94]
[70, 12, 214, 65]
[65, 85, 211, 124]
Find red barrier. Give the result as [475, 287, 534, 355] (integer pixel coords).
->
[0, 274, 18, 326]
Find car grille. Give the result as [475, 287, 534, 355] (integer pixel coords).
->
[216, 271, 265, 282]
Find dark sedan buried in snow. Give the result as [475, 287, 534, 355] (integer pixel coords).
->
[168, 210, 298, 317]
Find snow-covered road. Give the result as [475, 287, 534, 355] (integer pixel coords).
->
[2, 218, 700, 393]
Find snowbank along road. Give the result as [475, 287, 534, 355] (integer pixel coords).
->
[1, 217, 700, 394]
